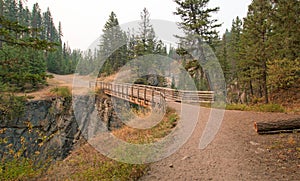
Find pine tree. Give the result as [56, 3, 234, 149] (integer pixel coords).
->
[0, 0, 78, 91]
[129, 8, 169, 85]
[99, 12, 127, 75]
[216, 29, 231, 83]
[228, 17, 242, 82]
[240, 0, 273, 103]
[42, 8, 52, 40]
[138, 8, 153, 55]
[0, 0, 3, 16]
[174, 0, 221, 48]
[267, 0, 300, 92]
[0, 10, 55, 90]
[271, 0, 300, 60]
[31, 3, 42, 38]
[0, 0, 4, 49]
[4, 0, 18, 22]
[174, 0, 221, 90]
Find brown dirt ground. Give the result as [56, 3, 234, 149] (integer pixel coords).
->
[16, 73, 96, 100]
[140, 106, 300, 181]
[16, 73, 76, 100]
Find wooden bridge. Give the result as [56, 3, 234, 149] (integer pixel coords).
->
[90, 81, 214, 107]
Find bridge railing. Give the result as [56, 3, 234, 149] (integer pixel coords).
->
[90, 81, 214, 105]
[131, 84, 214, 103]
[91, 81, 165, 107]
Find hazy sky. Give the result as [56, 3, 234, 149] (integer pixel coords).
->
[26, 0, 252, 50]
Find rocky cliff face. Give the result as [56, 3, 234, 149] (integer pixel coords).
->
[95, 93, 124, 131]
[0, 93, 123, 161]
[0, 97, 80, 160]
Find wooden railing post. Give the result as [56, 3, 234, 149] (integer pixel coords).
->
[121, 84, 123, 98]
[137, 87, 140, 102]
[144, 87, 147, 104]
[117, 84, 119, 97]
[152, 90, 154, 104]
[131, 86, 134, 100]
[126, 85, 128, 99]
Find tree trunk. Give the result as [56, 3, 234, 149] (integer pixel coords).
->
[254, 118, 300, 134]
[262, 60, 269, 104]
[249, 80, 253, 96]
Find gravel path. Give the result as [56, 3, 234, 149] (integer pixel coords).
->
[140, 103, 300, 180]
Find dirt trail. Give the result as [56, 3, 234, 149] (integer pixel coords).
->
[140, 104, 300, 180]
[15, 74, 75, 100]
[17, 73, 93, 99]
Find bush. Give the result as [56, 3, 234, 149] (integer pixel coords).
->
[50, 87, 71, 98]
[0, 94, 26, 120]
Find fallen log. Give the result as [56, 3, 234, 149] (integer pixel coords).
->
[254, 118, 300, 134]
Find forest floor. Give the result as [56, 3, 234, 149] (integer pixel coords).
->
[20, 74, 300, 180]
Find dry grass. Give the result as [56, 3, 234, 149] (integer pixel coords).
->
[40, 107, 178, 180]
[113, 107, 178, 144]
[41, 144, 147, 181]
[97, 73, 117, 83]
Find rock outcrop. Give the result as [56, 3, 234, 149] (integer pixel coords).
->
[0, 97, 80, 160]
[0, 93, 123, 161]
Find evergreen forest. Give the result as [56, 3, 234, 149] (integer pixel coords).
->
[1, 0, 299, 105]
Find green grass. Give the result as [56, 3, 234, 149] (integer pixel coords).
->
[0, 157, 46, 180]
[226, 104, 248, 111]
[50, 86, 71, 98]
[45, 146, 148, 180]
[257, 104, 285, 112]
[226, 103, 285, 113]
[70, 159, 147, 180]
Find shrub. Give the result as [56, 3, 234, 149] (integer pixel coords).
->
[50, 87, 71, 98]
[0, 94, 26, 120]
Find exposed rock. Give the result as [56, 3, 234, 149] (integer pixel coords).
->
[0, 93, 123, 161]
[0, 98, 80, 160]
[95, 93, 124, 131]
